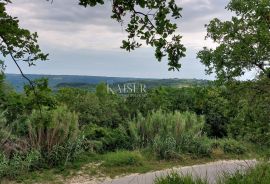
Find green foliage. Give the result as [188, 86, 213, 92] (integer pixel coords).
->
[57, 88, 101, 125]
[102, 151, 143, 167]
[0, 89, 27, 125]
[146, 87, 171, 111]
[155, 172, 208, 184]
[26, 105, 79, 154]
[220, 139, 246, 155]
[197, 0, 270, 80]
[226, 80, 270, 147]
[129, 110, 211, 158]
[56, 88, 123, 127]
[218, 163, 270, 184]
[1, 76, 269, 179]
[82, 124, 132, 152]
[152, 135, 178, 159]
[177, 134, 212, 157]
[212, 139, 247, 155]
[0, 150, 41, 179]
[24, 79, 57, 110]
[129, 110, 205, 147]
[43, 137, 84, 167]
[142, 87, 230, 138]
[0, 0, 48, 69]
[201, 87, 229, 138]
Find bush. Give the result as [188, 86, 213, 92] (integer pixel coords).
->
[26, 105, 80, 167]
[56, 87, 124, 127]
[226, 80, 270, 147]
[56, 88, 101, 125]
[102, 151, 143, 167]
[43, 137, 84, 167]
[129, 110, 210, 158]
[153, 134, 212, 159]
[155, 172, 208, 184]
[152, 135, 178, 159]
[0, 111, 29, 158]
[177, 134, 212, 157]
[213, 139, 247, 155]
[129, 110, 205, 148]
[0, 150, 41, 179]
[27, 105, 79, 153]
[82, 124, 132, 153]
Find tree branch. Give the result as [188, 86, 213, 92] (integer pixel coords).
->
[0, 35, 43, 115]
[132, 8, 156, 30]
[0, 36, 35, 89]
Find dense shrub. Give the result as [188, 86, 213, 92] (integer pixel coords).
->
[227, 80, 270, 147]
[129, 110, 210, 158]
[25, 105, 81, 167]
[56, 87, 124, 127]
[177, 134, 212, 157]
[42, 137, 84, 167]
[0, 111, 29, 158]
[27, 105, 79, 153]
[0, 150, 40, 179]
[129, 110, 205, 147]
[152, 135, 178, 159]
[0, 77, 268, 179]
[56, 88, 101, 125]
[82, 124, 132, 153]
[217, 139, 246, 155]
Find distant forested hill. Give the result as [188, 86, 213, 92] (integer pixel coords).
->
[5, 74, 136, 91]
[4, 74, 210, 92]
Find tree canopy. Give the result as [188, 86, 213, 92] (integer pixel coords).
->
[197, 0, 270, 81]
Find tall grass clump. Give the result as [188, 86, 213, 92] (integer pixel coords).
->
[129, 110, 211, 159]
[27, 105, 79, 153]
[26, 105, 82, 167]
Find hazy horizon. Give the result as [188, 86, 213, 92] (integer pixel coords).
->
[5, 72, 212, 80]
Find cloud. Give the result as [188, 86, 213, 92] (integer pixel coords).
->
[4, 0, 233, 79]
[6, 0, 232, 51]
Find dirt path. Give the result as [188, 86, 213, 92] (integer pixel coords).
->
[67, 160, 257, 184]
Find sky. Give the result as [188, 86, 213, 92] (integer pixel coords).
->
[4, 0, 237, 79]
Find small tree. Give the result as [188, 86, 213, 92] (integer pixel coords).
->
[198, 0, 270, 81]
